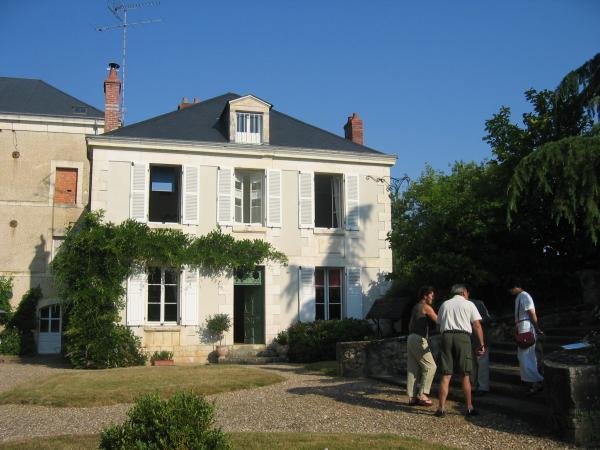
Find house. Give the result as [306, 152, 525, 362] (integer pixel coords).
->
[87, 64, 396, 362]
[0, 76, 104, 354]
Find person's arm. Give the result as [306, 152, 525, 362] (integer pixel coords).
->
[472, 320, 485, 354]
[423, 304, 437, 323]
[527, 308, 543, 334]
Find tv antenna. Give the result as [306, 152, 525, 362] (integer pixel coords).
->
[97, 1, 162, 124]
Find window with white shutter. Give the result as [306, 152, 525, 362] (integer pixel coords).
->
[346, 267, 362, 319]
[344, 174, 360, 230]
[127, 271, 146, 326]
[266, 169, 282, 227]
[182, 166, 199, 225]
[180, 268, 199, 326]
[130, 163, 148, 222]
[298, 171, 314, 228]
[299, 266, 315, 322]
[217, 167, 234, 226]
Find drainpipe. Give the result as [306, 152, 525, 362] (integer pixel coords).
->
[297, 266, 301, 322]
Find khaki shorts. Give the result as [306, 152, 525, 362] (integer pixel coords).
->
[440, 332, 472, 375]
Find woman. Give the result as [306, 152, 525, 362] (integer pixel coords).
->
[407, 286, 438, 406]
[510, 282, 544, 393]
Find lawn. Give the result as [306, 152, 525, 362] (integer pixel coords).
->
[0, 365, 284, 407]
[0, 433, 455, 450]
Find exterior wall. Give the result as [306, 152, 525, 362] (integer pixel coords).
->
[90, 142, 393, 360]
[0, 115, 102, 313]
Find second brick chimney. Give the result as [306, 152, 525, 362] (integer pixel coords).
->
[104, 62, 121, 133]
[178, 97, 200, 110]
[344, 112, 363, 145]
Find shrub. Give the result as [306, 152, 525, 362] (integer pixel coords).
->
[151, 350, 174, 362]
[0, 276, 13, 326]
[99, 391, 232, 450]
[205, 314, 231, 346]
[0, 286, 41, 355]
[287, 319, 374, 363]
[273, 329, 289, 346]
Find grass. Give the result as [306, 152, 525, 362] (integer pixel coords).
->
[0, 365, 284, 407]
[0, 433, 455, 450]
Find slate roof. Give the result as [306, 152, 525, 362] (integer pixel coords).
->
[105, 93, 384, 155]
[0, 77, 103, 119]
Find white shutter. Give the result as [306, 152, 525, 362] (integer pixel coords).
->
[298, 171, 314, 228]
[345, 174, 360, 231]
[217, 167, 234, 226]
[130, 163, 148, 222]
[127, 271, 146, 326]
[346, 267, 363, 318]
[266, 169, 282, 227]
[182, 166, 199, 225]
[299, 266, 315, 322]
[180, 268, 199, 326]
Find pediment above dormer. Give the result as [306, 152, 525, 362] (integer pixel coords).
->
[228, 95, 272, 144]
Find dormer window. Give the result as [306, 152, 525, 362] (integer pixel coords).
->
[236, 112, 263, 144]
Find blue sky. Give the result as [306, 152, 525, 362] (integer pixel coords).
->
[1, 0, 598, 180]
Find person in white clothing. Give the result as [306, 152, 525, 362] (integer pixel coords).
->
[510, 282, 544, 393]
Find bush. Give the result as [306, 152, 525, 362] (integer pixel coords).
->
[99, 391, 232, 450]
[0, 286, 41, 355]
[287, 319, 374, 363]
[0, 276, 13, 326]
[273, 329, 288, 346]
[151, 350, 174, 362]
[205, 314, 231, 346]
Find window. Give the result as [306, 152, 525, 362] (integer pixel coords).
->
[149, 165, 181, 223]
[147, 267, 179, 323]
[52, 236, 65, 261]
[39, 304, 61, 333]
[315, 268, 343, 320]
[234, 170, 264, 225]
[314, 174, 342, 228]
[236, 112, 263, 144]
[54, 167, 78, 205]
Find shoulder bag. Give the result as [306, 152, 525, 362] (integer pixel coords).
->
[515, 297, 535, 349]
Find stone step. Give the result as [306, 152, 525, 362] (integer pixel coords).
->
[544, 325, 597, 337]
[489, 348, 518, 365]
[491, 340, 564, 353]
[489, 363, 522, 384]
[218, 356, 286, 365]
[372, 375, 546, 422]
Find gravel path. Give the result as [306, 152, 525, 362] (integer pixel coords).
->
[0, 361, 577, 449]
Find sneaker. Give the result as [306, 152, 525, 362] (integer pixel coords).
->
[466, 408, 479, 417]
[434, 409, 445, 418]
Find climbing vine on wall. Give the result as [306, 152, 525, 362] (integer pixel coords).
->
[52, 211, 287, 369]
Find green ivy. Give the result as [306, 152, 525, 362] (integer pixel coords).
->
[0, 286, 40, 355]
[0, 276, 12, 326]
[52, 211, 287, 369]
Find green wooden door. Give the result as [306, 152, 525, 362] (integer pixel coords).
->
[234, 268, 265, 344]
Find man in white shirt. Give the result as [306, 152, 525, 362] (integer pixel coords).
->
[435, 284, 485, 417]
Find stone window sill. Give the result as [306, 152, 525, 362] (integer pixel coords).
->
[233, 225, 267, 233]
[143, 326, 181, 332]
[313, 228, 345, 236]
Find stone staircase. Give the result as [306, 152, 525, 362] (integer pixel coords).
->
[374, 302, 598, 423]
[216, 344, 287, 364]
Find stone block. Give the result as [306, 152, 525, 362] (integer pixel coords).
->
[337, 337, 408, 378]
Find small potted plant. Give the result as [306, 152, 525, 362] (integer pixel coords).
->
[205, 313, 231, 360]
[150, 350, 174, 366]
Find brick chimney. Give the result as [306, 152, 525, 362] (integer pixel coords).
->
[103, 62, 121, 133]
[178, 97, 200, 110]
[344, 112, 363, 145]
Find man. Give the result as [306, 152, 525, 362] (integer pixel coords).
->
[435, 284, 485, 417]
[510, 281, 544, 393]
[469, 295, 492, 396]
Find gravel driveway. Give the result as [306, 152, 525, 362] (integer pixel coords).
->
[0, 361, 576, 449]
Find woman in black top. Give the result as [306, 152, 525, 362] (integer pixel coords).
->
[406, 286, 438, 406]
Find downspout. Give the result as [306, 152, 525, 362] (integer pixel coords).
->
[297, 266, 301, 322]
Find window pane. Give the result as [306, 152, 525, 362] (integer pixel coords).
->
[51, 304, 60, 318]
[39, 319, 49, 332]
[315, 269, 324, 286]
[40, 307, 50, 318]
[328, 269, 341, 287]
[149, 166, 180, 223]
[316, 287, 325, 303]
[164, 304, 178, 322]
[148, 304, 161, 322]
[329, 287, 341, 303]
[164, 269, 177, 285]
[148, 285, 161, 303]
[164, 285, 178, 304]
[148, 267, 161, 284]
[329, 303, 341, 320]
[316, 303, 325, 321]
[50, 319, 60, 333]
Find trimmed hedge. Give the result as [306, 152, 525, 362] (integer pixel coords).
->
[100, 391, 231, 449]
[287, 319, 373, 362]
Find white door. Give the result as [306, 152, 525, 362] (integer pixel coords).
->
[38, 304, 61, 354]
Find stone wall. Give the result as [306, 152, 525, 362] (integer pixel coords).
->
[336, 336, 407, 378]
[544, 352, 600, 447]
